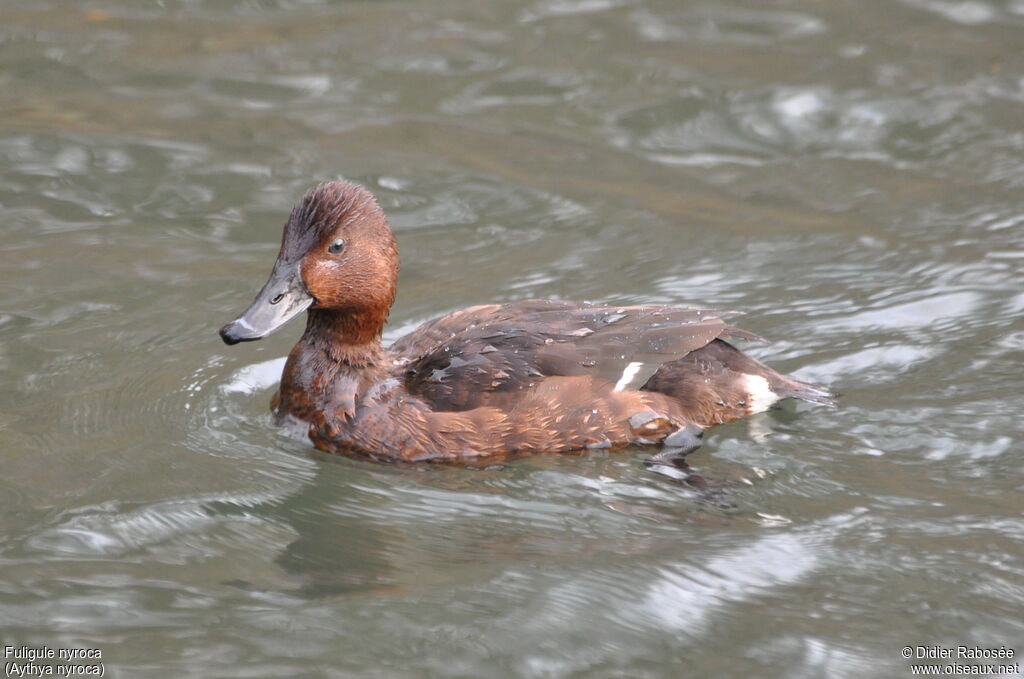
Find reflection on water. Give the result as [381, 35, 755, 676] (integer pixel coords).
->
[1, 0, 1022, 676]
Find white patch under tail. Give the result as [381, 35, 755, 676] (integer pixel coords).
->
[742, 373, 780, 414]
[614, 361, 644, 392]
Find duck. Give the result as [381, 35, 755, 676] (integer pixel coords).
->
[219, 181, 835, 463]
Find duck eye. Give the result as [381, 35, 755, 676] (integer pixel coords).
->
[327, 238, 346, 255]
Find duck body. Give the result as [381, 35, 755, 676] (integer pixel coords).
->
[221, 182, 834, 463]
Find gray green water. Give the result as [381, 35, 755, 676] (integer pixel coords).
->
[1, 1, 1023, 677]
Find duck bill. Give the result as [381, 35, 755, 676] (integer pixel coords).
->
[219, 263, 313, 345]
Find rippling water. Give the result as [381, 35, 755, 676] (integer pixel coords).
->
[1, 1, 1022, 677]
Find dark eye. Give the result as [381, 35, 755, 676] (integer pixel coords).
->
[327, 238, 346, 255]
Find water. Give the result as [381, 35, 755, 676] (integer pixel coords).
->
[1, 0, 1022, 677]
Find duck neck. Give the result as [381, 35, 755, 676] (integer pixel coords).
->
[276, 309, 387, 425]
[301, 308, 386, 368]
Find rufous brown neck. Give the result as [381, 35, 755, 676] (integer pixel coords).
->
[301, 308, 387, 367]
[275, 307, 387, 425]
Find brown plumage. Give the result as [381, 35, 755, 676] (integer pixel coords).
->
[220, 181, 835, 463]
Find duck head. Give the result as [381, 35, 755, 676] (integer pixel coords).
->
[219, 181, 398, 345]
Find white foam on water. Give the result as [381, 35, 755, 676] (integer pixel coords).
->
[222, 356, 287, 395]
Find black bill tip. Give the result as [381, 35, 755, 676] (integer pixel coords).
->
[219, 320, 260, 345]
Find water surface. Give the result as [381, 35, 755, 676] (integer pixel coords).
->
[1, 1, 1022, 677]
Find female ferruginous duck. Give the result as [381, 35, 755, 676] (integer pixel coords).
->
[220, 181, 834, 463]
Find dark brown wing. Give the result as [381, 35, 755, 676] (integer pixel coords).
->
[391, 299, 760, 412]
[389, 304, 502, 358]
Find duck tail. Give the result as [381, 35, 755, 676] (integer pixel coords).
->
[774, 376, 838, 407]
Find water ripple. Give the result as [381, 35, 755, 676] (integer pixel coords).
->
[2, 0, 1023, 675]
